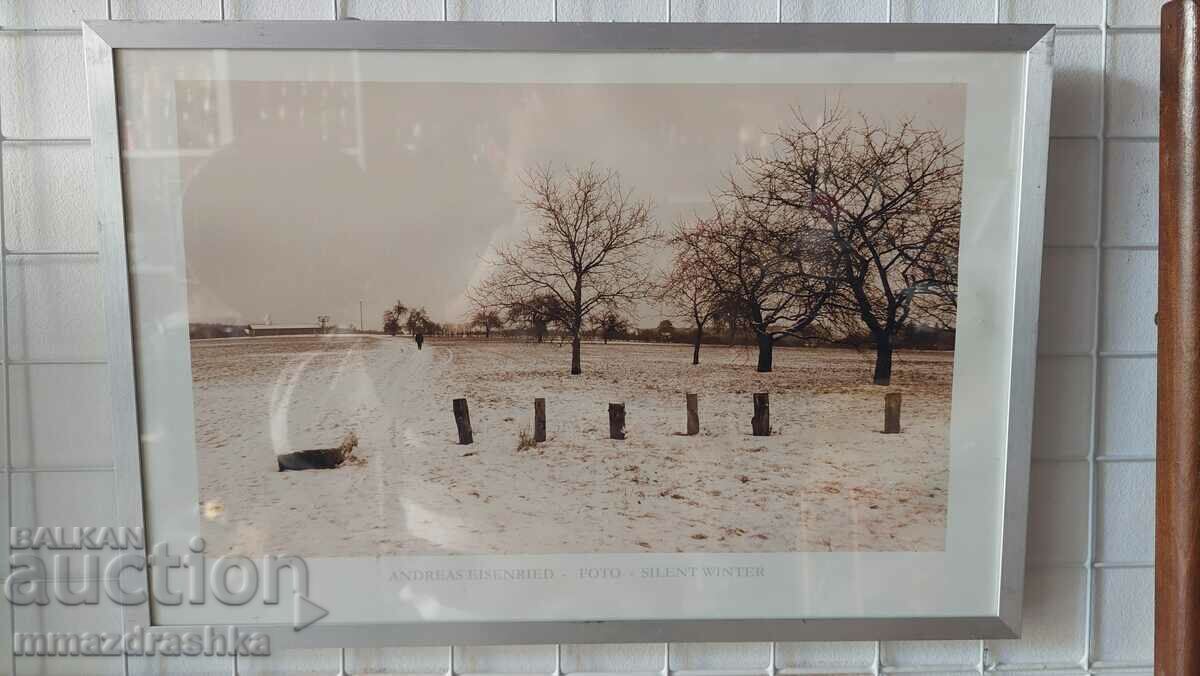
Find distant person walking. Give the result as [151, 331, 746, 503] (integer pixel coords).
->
[414, 332, 424, 350]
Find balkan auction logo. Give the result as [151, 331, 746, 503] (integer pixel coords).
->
[5, 527, 328, 632]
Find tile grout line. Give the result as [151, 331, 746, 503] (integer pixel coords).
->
[4, 250, 100, 256]
[1032, 455, 1157, 464]
[1044, 243, 1157, 251]
[1081, 1, 1112, 671]
[0, 136, 90, 144]
[1038, 350, 1156, 359]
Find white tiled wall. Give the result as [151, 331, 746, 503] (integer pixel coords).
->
[0, 0, 1160, 674]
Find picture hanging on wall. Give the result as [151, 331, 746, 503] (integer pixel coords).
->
[83, 20, 1054, 646]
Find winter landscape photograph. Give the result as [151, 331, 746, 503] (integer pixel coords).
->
[176, 80, 965, 557]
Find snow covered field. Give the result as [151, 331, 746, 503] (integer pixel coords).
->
[191, 335, 951, 557]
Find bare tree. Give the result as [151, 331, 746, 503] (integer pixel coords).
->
[713, 295, 747, 346]
[589, 309, 631, 344]
[382, 301, 408, 336]
[468, 308, 504, 339]
[472, 164, 659, 375]
[660, 227, 726, 365]
[738, 107, 962, 385]
[675, 196, 836, 372]
[503, 294, 565, 343]
[405, 307, 436, 336]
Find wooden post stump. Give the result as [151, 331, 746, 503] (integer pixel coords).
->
[452, 398, 473, 444]
[884, 393, 902, 434]
[534, 398, 547, 443]
[686, 393, 700, 436]
[751, 393, 770, 436]
[608, 403, 626, 440]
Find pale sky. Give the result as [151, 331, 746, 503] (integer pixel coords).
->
[178, 81, 965, 329]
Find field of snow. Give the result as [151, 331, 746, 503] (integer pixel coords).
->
[191, 335, 951, 556]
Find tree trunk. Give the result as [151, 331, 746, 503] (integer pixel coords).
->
[873, 332, 893, 386]
[756, 332, 773, 373]
[571, 279, 584, 374]
[692, 326, 702, 365]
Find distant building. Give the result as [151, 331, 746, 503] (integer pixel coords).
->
[246, 323, 325, 337]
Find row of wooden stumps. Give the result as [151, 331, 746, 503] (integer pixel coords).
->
[452, 392, 904, 444]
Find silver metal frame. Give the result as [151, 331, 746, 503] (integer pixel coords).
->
[83, 20, 1054, 648]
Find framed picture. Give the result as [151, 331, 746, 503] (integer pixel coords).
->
[84, 21, 1054, 647]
